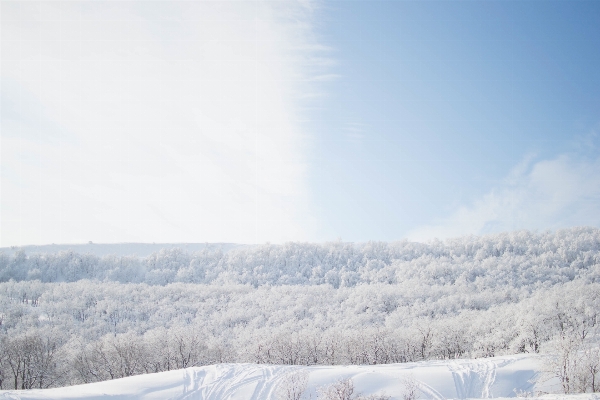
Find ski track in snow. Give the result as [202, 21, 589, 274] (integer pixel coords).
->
[172, 364, 288, 400]
[480, 360, 496, 398]
[448, 358, 503, 399]
[202, 357, 505, 400]
[415, 379, 447, 400]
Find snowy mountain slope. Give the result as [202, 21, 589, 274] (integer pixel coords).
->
[0, 354, 571, 400]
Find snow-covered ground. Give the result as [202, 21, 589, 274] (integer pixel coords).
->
[0, 354, 584, 400]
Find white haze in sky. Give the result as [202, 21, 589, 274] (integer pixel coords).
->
[408, 150, 600, 241]
[1, 1, 327, 246]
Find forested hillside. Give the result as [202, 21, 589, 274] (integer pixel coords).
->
[2, 227, 600, 287]
[1, 227, 600, 393]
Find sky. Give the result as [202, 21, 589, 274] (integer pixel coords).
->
[1, 1, 600, 246]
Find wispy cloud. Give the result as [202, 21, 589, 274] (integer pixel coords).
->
[407, 151, 600, 241]
[0, 1, 329, 246]
[344, 122, 367, 143]
[306, 74, 342, 82]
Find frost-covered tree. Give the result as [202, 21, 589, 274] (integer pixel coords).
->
[276, 370, 309, 400]
[319, 378, 355, 400]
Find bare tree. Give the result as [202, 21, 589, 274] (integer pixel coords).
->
[402, 375, 420, 400]
[541, 335, 581, 394]
[73, 332, 148, 383]
[0, 336, 6, 389]
[356, 395, 390, 400]
[318, 377, 389, 400]
[2, 331, 63, 390]
[171, 328, 207, 368]
[276, 370, 309, 400]
[572, 345, 600, 393]
[319, 378, 355, 400]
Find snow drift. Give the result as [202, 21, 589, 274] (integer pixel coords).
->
[0, 354, 571, 400]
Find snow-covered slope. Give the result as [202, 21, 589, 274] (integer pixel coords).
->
[0, 354, 572, 400]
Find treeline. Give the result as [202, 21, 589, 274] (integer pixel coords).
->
[1, 227, 600, 287]
[1, 279, 599, 390]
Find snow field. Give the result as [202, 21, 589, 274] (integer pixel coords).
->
[0, 354, 569, 400]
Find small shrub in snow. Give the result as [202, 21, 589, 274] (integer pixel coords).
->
[318, 378, 355, 400]
[318, 378, 390, 400]
[276, 370, 309, 400]
[402, 375, 419, 400]
[513, 388, 533, 397]
[356, 395, 391, 400]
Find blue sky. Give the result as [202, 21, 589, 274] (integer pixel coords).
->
[2, 1, 600, 246]
[308, 1, 600, 241]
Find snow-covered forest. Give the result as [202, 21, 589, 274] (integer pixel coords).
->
[2, 227, 600, 394]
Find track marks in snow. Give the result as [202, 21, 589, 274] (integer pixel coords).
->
[416, 379, 447, 400]
[174, 364, 291, 400]
[445, 357, 520, 399]
[448, 359, 501, 399]
[0, 394, 21, 400]
[179, 368, 206, 398]
[250, 365, 281, 400]
[480, 360, 496, 398]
